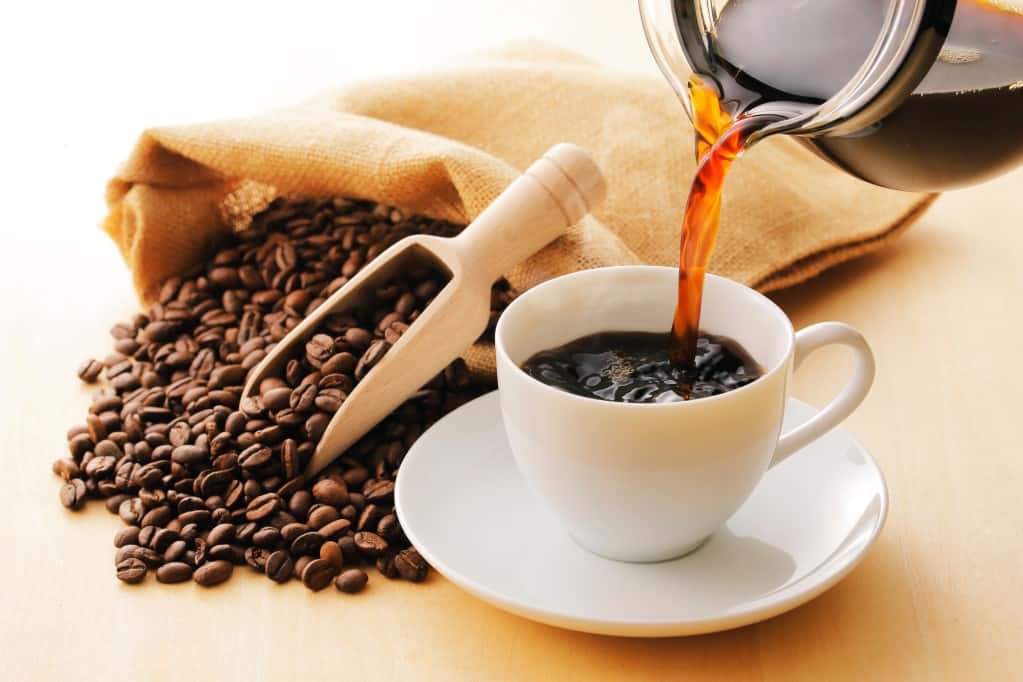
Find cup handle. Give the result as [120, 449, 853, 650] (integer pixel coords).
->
[770, 322, 875, 468]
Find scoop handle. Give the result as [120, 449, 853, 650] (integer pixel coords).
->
[454, 143, 607, 284]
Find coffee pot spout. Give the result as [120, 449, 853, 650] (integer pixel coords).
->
[640, 0, 1023, 191]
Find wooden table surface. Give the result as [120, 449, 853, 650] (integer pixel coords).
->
[2, 2, 1021, 680]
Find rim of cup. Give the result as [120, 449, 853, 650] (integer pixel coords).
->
[494, 265, 796, 409]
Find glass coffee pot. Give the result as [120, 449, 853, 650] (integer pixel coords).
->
[639, 0, 1023, 191]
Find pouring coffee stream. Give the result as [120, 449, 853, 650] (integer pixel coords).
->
[669, 79, 777, 368]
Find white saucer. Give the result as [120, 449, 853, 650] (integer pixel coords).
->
[395, 391, 887, 637]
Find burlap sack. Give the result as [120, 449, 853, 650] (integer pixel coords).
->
[104, 42, 934, 375]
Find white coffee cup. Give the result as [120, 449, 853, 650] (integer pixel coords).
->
[495, 266, 875, 562]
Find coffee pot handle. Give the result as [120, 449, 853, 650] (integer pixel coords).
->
[770, 323, 876, 467]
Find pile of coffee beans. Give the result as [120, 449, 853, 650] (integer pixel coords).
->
[55, 196, 515, 593]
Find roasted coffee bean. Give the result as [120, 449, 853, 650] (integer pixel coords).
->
[319, 372, 353, 393]
[140, 406, 172, 423]
[144, 321, 177, 343]
[394, 292, 416, 316]
[150, 528, 179, 553]
[280, 523, 311, 545]
[117, 497, 143, 525]
[163, 540, 188, 563]
[335, 568, 368, 594]
[344, 327, 373, 351]
[138, 525, 158, 548]
[311, 479, 348, 507]
[179, 523, 200, 542]
[133, 464, 163, 489]
[337, 535, 360, 564]
[168, 421, 192, 448]
[305, 412, 330, 442]
[353, 531, 388, 557]
[208, 523, 236, 546]
[279, 439, 299, 480]
[376, 513, 399, 539]
[210, 508, 231, 525]
[238, 444, 273, 470]
[355, 340, 389, 379]
[177, 509, 212, 527]
[318, 518, 352, 540]
[111, 373, 141, 392]
[93, 439, 121, 459]
[307, 504, 340, 530]
[140, 506, 174, 528]
[394, 548, 429, 582]
[77, 359, 104, 383]
[177, 495, 205, 514]
[259, 376, 287, 393]
[265, 550, 293, 583]
[274, 408, 304, 428]
[126, 545, 163, 568]
[223, 480, 244, 509]
[376, 553, 399, 579]
[314, 389, 345, 413]
[305, 335, 335, 367]
[92, 395, 123, 414]
[243, 479, 262, 501]
[364, 480, 395, 503]
[59, 479, 88, 510]
[288, 490, 313, 519]
[384, 322, 408, 345]
[293, 555, 313, 579]
[319, 541, 344, 571]
[171, 444, 207, 465]
[289, 383, 317, 413]
[283, 289, 312, 317]
[156, 562, 193, 584]
[245, 493, 282, 521]
[341, 466, 369, 488]
[84, 455, 116, 479]
[262, 387, 292, 412]
[193, 538, 209, 565]
[320, 352, 356, 376]
[226, 545, 249, 564]
[253, 526, 282, 549]
[114, 544, 139, 565]
[224, 411, 246, 436]
[357, 504, 381, 532]
[284, 359, 304, 388]
[68, 433, 93, 459]
[208, 364, 247, 390]
[235, 521, 258, 544]
[290, 531, 325, 556]
[114, 527, 141, 548]
[300, 558, 336, 591]
[194, 560, 234, 587]
[254, 425, 283, 445]
[244, 546, 271, 571]
[116, 557, 148, 584]
[105, 359, 133, 381]
[206, 466, 238, 494]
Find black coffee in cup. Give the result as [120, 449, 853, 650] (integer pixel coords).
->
[521, 331, 763, 403]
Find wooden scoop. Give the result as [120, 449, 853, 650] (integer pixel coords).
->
[242, 143, 607, 476]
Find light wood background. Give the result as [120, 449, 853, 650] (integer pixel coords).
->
[1, 2, 1020, 680]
